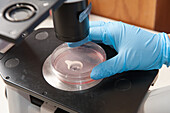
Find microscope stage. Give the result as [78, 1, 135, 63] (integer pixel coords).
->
[0, 28, 158, 113]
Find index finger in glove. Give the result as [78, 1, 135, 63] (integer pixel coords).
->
[89, 21, 123, 50]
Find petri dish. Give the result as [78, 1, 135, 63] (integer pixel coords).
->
[43, 42, 106, 91]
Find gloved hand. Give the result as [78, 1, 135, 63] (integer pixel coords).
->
[88, 21, 170, 80]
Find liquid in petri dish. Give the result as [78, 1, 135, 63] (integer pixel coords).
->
[53, 47, 105, 76]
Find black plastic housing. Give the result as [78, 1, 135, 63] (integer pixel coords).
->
[0, 0, 65, 43]
[52, 0, 89, 42]
[0, 28, 158, 113]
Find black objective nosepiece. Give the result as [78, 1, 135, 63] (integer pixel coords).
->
[52, 0, 89, 42]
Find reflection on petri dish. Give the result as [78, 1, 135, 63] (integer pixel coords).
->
[64, 60, 83, 71]
[43, 42, 106, 91]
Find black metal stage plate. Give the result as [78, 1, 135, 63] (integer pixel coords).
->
[0, 28, 158, 113]
[0, 0, 65, 43]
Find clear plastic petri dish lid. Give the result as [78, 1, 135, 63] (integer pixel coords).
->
[50, 42, 106, 85]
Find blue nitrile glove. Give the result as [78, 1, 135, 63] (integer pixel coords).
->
[67, 36, 89, 47]
[89, 21, 170, 80]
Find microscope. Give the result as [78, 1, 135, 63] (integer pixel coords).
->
[0, 0, 158, 113]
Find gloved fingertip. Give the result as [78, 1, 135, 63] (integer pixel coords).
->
[67, 36, 89, 47]
[90, 63, 111, 80]
[90, 55, 123, 80]
[90, 68, 103, 80]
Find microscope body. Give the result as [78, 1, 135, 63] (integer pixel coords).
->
[0, 0, 159, 113]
